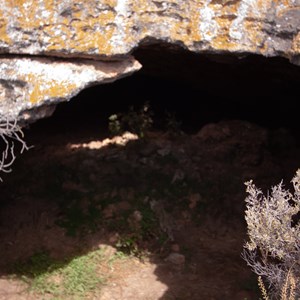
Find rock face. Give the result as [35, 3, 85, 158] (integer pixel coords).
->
[1, 0, 300, 60]
[1, 0, 300, 121]
[0, 56, 140, 121]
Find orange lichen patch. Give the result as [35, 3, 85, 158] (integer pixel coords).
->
[210, 0, 269, 52]
[169, 20, 191, 43]
[73, 27, 115, 54]
[0, 14, 11, 45]
[244, 20, 264, 49]
[168, 3, 192, 43]
[130, 0, 149, 22]
[211, 34, 237, 51]
[3, 0, 55, 35]
[219, 0, 240, 17]
[211, 17, 237, 50]
[128, 0, 153, 42]
[0, 0, 295, 57]
[276, 0, 290, 6]
[37, 5, 115, 54]
[185, 2, 202, 42]
[101, 0, 117, 7]
[25, 74, 78, 104]
[69, 10, 115, 54]
[43, 0, 54, 11]
[1, 0, 117, 55]
[6, 0, 27, 5]
[291, 32, 300, 53]
[199, 1, 239, 50]
[15, 0, 42, 29]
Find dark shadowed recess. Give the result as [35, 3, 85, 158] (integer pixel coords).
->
[1, 45, 300, 300]
[26, 44, 300, 140]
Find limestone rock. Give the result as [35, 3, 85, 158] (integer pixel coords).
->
[0, 1, 300, 61]
[1, 0, 300, 121]
[0, 56, 141, 122]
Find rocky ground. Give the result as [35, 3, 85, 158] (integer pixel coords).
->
[0, 116, 299, 299]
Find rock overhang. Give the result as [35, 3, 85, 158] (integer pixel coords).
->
[0, 0, 300, 123]
[1, 0, 300, 60]
[0, 56, 141, 123]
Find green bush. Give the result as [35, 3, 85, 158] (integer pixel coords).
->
[108, 102, 153, 138]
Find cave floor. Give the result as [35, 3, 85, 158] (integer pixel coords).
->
[0, 119, 299, 300]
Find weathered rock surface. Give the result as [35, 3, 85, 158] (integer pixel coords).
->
[0, 56, 140, 121]
[1, 0, 300, 121]
[1, 0, 300, 60]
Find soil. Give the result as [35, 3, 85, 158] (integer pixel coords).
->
[0, 116, 299, 300]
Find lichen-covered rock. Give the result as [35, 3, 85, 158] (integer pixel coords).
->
[1, 0, 300, 60]
[1, 0, 300, 122]
[0, 56, 141, 121]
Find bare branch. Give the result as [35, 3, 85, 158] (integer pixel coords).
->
[0, 114, 30, 181]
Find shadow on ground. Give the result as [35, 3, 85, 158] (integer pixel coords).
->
[0, 113, 299, 299]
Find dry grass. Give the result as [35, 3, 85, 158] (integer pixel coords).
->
[281, 269, 296, 300]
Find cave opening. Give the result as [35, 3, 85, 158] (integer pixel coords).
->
[27, 45, 300, 142]
[1, 48, 300, 299]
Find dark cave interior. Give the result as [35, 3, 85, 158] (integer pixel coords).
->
[27, 46, 300, 140]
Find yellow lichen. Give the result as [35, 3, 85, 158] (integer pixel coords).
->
[187, 3, 202, 42]
[43, 7, 115, 54]
[16, 0, 41, 30]
[206, 1, 239, 50]
[0, 0, 296, 56]
[24, 74, 78, 104]
[1, 0, 117, 55]
[0, 14, 11, 45]
[101, 0, 117, 7]
[291, 32, 300, 53]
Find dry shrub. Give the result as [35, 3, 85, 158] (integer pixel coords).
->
[242, 170, 300, 299]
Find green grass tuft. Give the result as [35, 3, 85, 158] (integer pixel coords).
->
[14, 249, 106, 298]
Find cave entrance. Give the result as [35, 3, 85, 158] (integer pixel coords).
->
[1, 47, 300, 299]
[28, 45, 300, 141]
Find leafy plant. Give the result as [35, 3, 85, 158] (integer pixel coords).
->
[115, 235, 140, 257]
[108, 114, 121, 136]
[242, 169, 300, 299]
[108, 102, 153, 138]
